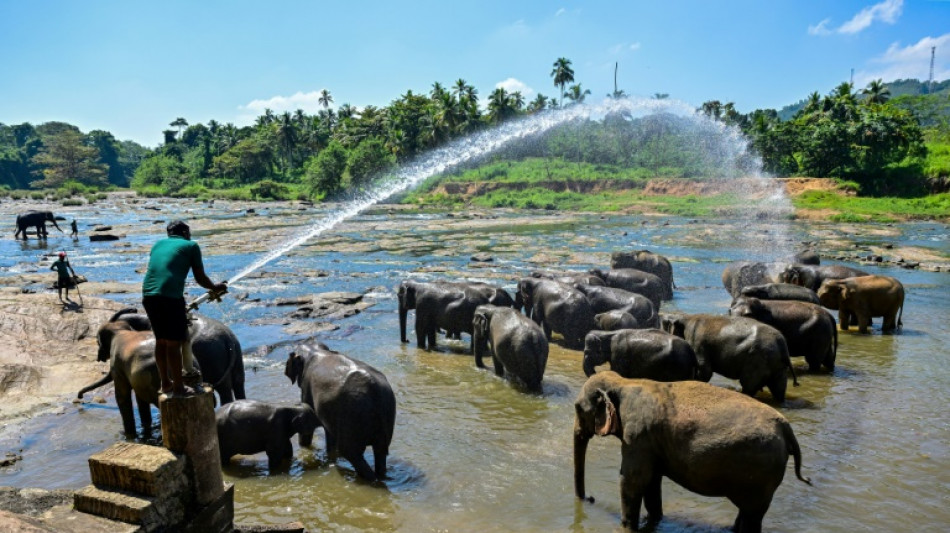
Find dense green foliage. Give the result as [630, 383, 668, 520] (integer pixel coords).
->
[792, 190, 950, 222]
[0, 122, 148, 190]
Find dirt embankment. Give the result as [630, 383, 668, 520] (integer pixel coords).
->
[434, 177, 847, 200]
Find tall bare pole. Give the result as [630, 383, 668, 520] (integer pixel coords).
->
[614, 62, 619, 96]
[929, 46, 937, 94]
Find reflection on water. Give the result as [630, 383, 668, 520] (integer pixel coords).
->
[1, 203, 948, 532]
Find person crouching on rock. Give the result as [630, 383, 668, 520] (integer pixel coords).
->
[142, 220, 227, 396]
[51, 251, 77, 304]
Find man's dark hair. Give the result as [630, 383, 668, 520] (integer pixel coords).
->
[166, 220, 190, 237]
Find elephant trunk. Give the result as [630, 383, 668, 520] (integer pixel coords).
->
[473, 326, 488, 368]
[78, 372, 113, 399]
[398, 302, 409, 343]
[573, 424, 591, 500]
[582, 349, 602, 377]
[49, 218, 63, 233]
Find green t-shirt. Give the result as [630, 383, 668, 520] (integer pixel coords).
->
[142, 236, 203, 298]
[50, 259, 71, 280]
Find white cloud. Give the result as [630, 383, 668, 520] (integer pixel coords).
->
[495, 78, 536, 98]
[855, 33, 950, 85]
[839, 0, 903, 34]
[808, 18, 832, 36]
[555, 8, 566, 16]
[240, 90, 331, 115]
[609, 42, 641, 55]
[629, 42, 641, 51]
[808, 0, 903, 36]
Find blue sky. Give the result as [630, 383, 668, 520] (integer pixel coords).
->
[1, 0, 947, 147]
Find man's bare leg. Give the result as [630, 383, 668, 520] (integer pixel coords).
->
[155, 339, 173, 393]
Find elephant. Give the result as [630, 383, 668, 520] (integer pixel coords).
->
[516, 277, 596, 349]
[589, 268, 663, 310]
[285, 341, 396, 482]
[216, 400, 319, 471]
[594, 310, 642, 331]
[397, 280, 512, 351]
[573, 283, 658, 329]
[721, 261, 789, 298]
[77, 308, 246, 437]
[817, 275, 904, 334]
[14, 210, 62, 240]
[610, 250, 674, 300]
[472, 304, 548, 392]
[663, 314, 798, 402]
[582, 329, 697, 381]
[730, 297, 837, 372]
[738, 283, 820, 305]
[573, 372, 811, 532]
[780, 264, 870, 292]
[530, 270, 605, 288]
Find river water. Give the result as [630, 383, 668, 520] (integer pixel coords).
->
[1, 199, 948, 532]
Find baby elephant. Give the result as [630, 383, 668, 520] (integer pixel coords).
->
[473, 304, 549, 392]
[594, 310, 642, 331]
[583, 329, 697, 381]
[216, 400, 319, 471]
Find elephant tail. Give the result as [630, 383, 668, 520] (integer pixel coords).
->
[78, 372, 113, 399]
[897, 298, 904, 329]
[779, 336, 799, 387]
[782, 421, 812, 486]
[232, 346, 247, 400]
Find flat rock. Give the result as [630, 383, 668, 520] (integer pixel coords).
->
[314, 292, 363, 305]
[89, 234, 120, 242]
[282, 322, 340, 335]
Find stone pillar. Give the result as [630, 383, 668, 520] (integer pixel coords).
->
[159, 386, 224, 507]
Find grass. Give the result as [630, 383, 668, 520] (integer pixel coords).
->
[793, 190, 950, 221]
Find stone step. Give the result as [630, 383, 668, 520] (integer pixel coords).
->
[87, 442, 186, 497]
[73, 485, 185, 531]
[73, 485, 156, 525]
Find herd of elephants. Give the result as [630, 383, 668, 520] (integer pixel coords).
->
[61, 226, 907, 533]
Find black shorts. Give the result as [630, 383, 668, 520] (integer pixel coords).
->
[142, 295, 188, 341]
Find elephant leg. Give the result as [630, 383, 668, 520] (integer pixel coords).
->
[642, 474, 663, 524]
[492, 354, 505, 378]
[415, 318, 427, 349]
[324, 429, 338, 455]
[768, 373, 787, 403]
[733, 508, 767, 533]
[373, 445, 388, 480]
[136, 395, 153, 438]
[619, 446, 649, 531]
[427, 325, 437, 352]
[113, 380, 137, 438]
[882, 309, 898, 333]
[343, 447, 376, 482]
[266, 439, 291, 471]
[857, 313, 871, 334]
[216, 384, 235, 406]
[838, 307, 850, 330]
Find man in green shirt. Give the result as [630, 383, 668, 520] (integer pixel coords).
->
[50, 251, 76, 303]
[142, 220, 227, 396]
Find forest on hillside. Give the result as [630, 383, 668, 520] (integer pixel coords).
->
[2, 62, 947, 201]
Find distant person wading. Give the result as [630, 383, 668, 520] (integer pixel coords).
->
[142, 220, 227, 396]
[50, 251, 77, 304]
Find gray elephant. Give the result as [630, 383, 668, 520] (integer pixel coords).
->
[780, 264, 870, 292]
[472, 304, 548, 392]
[397, 279, 511, 351]
[817, 275, 904, 333]
[663, 314, 798, 402]
[530, 270, 605, 288]
[730, 297, 837, 372]
[285, 341, 396, 482]
[610, 250, 674, 300]
[594, 310, 641, 331]
[589, 268, 663, 310]
[582, 329, 697, 381]
[738, 282, 820, 305]
[789, 249, 820, 265]
[573, 283, 658, 328]
[216, 400, 319, 471]
[78, 308, 246, 437]
[14, 210, 62, 240]
[573, 372, 811, 532]
[516, 278, 595, 349]
[721, 261, 789, 298]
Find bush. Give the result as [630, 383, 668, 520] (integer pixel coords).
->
[29, 191, 45, 200]
[61, 198, 83, 206]
[829, 213, 866, 223]
[250, 179, 290, 200]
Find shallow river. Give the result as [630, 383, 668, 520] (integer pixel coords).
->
[1, 199, 948, 532]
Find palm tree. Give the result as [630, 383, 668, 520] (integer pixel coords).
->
[275, 112, 297, 172]
[653, 93, 669, 100]
[318, 89, 333, 111]
[510, 91, 526, 111]
[431, 82, 448, 100]
[862, 79, 891, 105]
[337, 103, 356, 121]
[170, 117, 188, 139]
[528, 94, 549, 113]
[550, 57, 575, 107]
[487, 87, 515, 123]
[803, 91, 822, 114]
[565, 84, 591, 104]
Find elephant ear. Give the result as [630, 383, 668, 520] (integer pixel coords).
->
[284, 352, 302, 385]
[594, 389, 619, 437]
[840, 284, 852, 301]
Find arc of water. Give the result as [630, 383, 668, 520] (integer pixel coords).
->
[205, 95, 788, 300]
